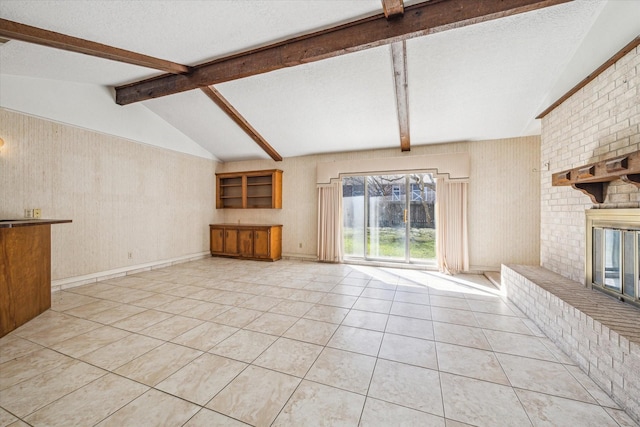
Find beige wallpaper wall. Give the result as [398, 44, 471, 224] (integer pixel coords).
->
[218, 136, 541, 270]
[540, 45, 640, 282]
[467, 138, 541, 269]
[0, 109, 219, 284]
[1, 108, 540, 284]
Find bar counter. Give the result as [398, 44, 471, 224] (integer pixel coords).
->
[0, 219, 72, 337]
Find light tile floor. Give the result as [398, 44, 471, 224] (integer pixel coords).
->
[1, 258, 638, 427]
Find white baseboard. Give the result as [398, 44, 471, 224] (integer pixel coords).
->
[282, 253, 318, 262]
[52, 251, 210, 292]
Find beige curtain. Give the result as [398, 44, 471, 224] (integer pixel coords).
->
[436, 178, 469, 274]
[317, 182, 343, 262]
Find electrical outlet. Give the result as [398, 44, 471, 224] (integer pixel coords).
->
[33, 209, 41, 219]
[24, 209, 33, 219]
[128, 252, 133, 259]
[299, 243, 302, 248]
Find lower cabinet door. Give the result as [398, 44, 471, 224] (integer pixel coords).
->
[238, 230, 254, 257]
[254, 229, 271, 258]
[210, 228, 224, 253]
[224, 229, 239, 255]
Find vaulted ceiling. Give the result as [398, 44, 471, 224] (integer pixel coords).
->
[1, 0, 639, 162]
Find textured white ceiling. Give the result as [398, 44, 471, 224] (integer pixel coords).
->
[1, 0, 638, 161]
[407, 0, 605, 144]
[215, 45, 400, 159]
[0, 41, 154, 85]
[0, 0, 381, 63]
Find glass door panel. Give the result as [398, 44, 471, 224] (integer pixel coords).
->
[604, 229, 621, 291]
[367, 175, 406, 260]
[408, 173, 437, 261]
[623, 231, 636, 297]
[593, 228, 604, 286]
[342, 176, 365, 258]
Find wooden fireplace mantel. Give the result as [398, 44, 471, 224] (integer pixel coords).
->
[551, 150, 640, 203]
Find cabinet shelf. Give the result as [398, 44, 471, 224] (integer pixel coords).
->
[216, 169, 282, 209]
[551, 150, 640, 203]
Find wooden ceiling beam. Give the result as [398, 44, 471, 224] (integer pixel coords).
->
[0, 4, 401, 158]
[0, 18, 189, 74]
[382, 0, 405, 19]
[385, 1, 408, 151]
[201, 86, 283, 161]
[1, 9, 407, 157]
[0, 18, 282, 160]
[115, 0, 570, 105]
[391, 41, 410, 152]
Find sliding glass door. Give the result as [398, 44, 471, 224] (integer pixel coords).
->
[342, 173, 436, 264]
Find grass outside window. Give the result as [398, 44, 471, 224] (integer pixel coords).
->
[343, 227, 435, 260]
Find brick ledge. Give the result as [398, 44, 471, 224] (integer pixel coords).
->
[502, 264, 640, 424]
[505, 264, 640, 345]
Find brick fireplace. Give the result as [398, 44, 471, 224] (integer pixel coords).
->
[540, 39, 639, 284]
[510, 37, 640, 422]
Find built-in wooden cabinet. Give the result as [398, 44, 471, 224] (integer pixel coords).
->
[216, 169, 282, 209]
[210, 224, 282, 261]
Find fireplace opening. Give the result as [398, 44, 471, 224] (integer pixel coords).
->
[586, 209, 640, 308]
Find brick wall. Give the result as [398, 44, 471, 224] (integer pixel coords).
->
[540, 45, 640, 282]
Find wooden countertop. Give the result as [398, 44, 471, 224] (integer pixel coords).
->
[209, 223, 282, 227]
[0, 219, 72, 229]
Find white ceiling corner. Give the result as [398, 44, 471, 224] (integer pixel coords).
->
[143, 90, 272, 162]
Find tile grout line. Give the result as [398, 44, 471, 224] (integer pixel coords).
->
[7, 258, 635, 426]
